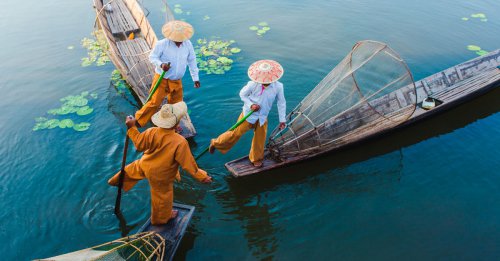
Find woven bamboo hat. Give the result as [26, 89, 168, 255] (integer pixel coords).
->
[162, 20, 194, 42]
[151, 102, 187, 129]
[248, 60, 284, 84]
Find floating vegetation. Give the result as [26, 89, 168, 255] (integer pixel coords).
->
[33, 91, 98, 132]
[464, 13, 488, 22]
[173, 4, 184, 14]
[81, 30, 110, 67]
[111, 69, 129, 94]
[249, 22, 271, 36]
[203, 15, 210, 21]
[194, 38, 240, 75]
[467, 45, 489, 56]
[67, 46, 74, 50]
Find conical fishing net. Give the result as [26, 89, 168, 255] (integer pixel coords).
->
[38, 232, 166, 261]
[268, 41, 417, 160]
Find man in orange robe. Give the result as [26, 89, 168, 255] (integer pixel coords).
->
[109, 102, 212, 225]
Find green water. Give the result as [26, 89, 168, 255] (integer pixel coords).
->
[1, 0, 499, 260]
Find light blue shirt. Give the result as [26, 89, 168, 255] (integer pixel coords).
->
[149, 39, 199, 81]
[240, 81, 287, 126]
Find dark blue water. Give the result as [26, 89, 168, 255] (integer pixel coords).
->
[1, 0, 499, 260]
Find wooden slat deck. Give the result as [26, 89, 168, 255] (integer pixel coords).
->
[95, 0, 197, 139]
[138, 203, 195, 261]
[105, 0, 140, 36]
[226, 50, 500, 177]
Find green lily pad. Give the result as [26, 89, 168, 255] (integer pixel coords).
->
[35, 117, 48, 122]
[81, 58, 92, 67]
[47, 119, 60, 129]
[174, 8, 183, 14]
[58, 119, 74, 128]
[467, 45, 481, 51]
[73, 122, 91, 132]
[249, 26, 259, 31]
[461, 17, 469, 21]
[230, 48, 241, 53]
[203, 15, 210, 20]
[67, 46, 74, 50]
[90, 92, 98, 99]
[81, 91, 89, 97]
[33, 121, 49, 131]
[257, 29, 266, 34]
[174, 4, 181, 8]
[481, 19, 488, 22]
[262, 27, 271, 31]
[476, 50, 489, 56]
[76, 106, 94, 116]
[258, 22, 268, 26]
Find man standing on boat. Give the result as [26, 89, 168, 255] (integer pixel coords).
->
[209, 60, 287, 168]
[109, 102, 212, 224]
[135, 20, 200, 128]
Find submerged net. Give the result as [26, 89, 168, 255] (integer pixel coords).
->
[39, 232, 166, 261]
[268, 40, 417, 160]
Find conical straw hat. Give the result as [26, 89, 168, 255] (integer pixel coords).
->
[162, 20, 194, 42]
[248, 60, 284, 84]
[151, 102, 188, 129]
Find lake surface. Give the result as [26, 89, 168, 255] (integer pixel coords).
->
[1, 0, 499, 260]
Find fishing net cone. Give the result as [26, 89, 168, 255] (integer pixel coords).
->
[39, 232, 167, 261]
[268, 40, 417, 159]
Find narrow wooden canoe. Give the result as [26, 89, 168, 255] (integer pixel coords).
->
[138, 203, 195, 261]
[226, 50, 500, 177]
[37, 203, 195, 260]
[93, 0, 196, 138]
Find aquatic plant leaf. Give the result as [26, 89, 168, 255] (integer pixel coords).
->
[249, 26, 259, 31]
[203, 15, 210, 20]
[174, 8, 183, 14]
[467, 45, 481, 51]
[47, 119, 60, 129]
[186, 11, 191, 15]
[476, 50, 489, 56]
[174, 4, 181, 8]
[35, 117, 48, 122]
[67, 46, 74, 50]
[73, 122, 91, 132]
[81, 58, 92, 67]
[33, 121, 49, 131]
[76, 106, 94, 116]
[58, 119, 75, 129]
[90, 92, 98, 99]
[230, 48, 241, 53]
[480, 19, 488, 22]
[461, 17, 469, 21]
[258, 22, 268, 26]
[81, 91, 89, 97]
[257, 29, 266, 34]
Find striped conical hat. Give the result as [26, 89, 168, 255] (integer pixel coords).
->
[248, 60, 284, 84]
[162, 20, 194, 42]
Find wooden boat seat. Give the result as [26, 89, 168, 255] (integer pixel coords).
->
[105, 0, 140, 36]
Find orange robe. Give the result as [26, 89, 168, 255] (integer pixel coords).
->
[135, 73, 183, 127]
[108, 126, 207, 225]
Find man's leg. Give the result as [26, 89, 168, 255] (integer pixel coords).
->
[166, 79, 183, 104]
[147, 176, 175, 225]
[135, 74, 168, 127]
[211, 113, 253, 154]
[249, 120, 268, 165]
[107, 161, 146, 191]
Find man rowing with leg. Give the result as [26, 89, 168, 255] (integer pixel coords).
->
[209, 60, 287, 168]
[135, 20, 200, 129]
[109, 102, 212, 224]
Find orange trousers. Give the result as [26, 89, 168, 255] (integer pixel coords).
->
[108, 160, 177, 225]
[135, 73, 183, 127]
[211, 112, 268, 163]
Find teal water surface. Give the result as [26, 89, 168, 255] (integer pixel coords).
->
[1, 0, 500, 260]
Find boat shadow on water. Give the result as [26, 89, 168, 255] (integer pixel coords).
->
[229, 86, 500, 191]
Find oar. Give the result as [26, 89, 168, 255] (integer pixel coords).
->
[195, 110, 255, 160]
[146, 64, 168, 103]
[114, 68, 167, 218]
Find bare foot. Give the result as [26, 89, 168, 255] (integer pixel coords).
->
[252, 161, 263, 168]
[170, 210, 179, 220]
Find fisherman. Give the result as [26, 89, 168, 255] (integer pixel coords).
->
[135, 20, 200, 128]
[109, 102, 212, 225]
[209, 60, 287, 167]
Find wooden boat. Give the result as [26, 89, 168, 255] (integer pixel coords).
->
[226, 43, 500, 177]
[93, 0, 196, 138]
[37, 203, 194, 260]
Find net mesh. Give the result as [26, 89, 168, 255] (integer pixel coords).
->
[39, 232, 166, 261]
[268, 41, 417, 159]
